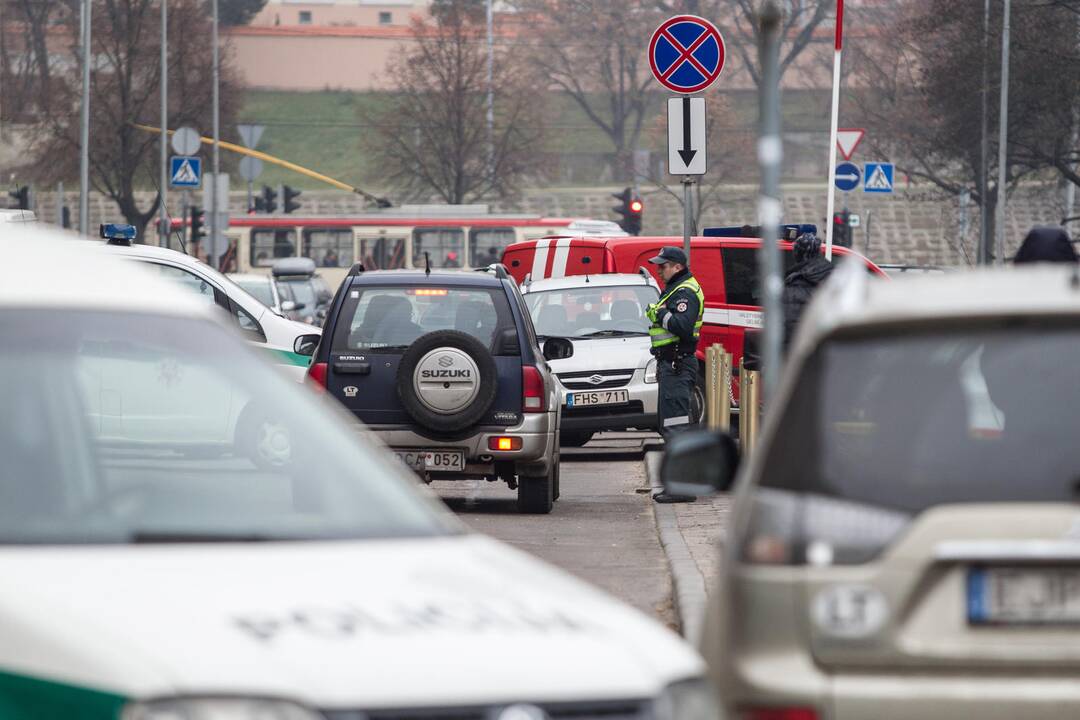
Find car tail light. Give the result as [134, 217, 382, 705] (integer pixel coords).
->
[488, 436, 523, 451]
[738, 708, 819, 720]
[522, 366, 546, 412]
[306, 361, 328, 393]
[740, 488, 910, 566]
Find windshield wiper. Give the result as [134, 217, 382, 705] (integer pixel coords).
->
[130, 531, 279, 544]
[579, 330, 648, 337]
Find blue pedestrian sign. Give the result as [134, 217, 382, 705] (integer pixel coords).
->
[649, 15, 726, 94]
[864, 162, 895, 193]
[835, 162, 861, 192]
[170, 155, 202, 188]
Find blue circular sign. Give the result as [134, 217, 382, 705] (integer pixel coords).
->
[649, 15, 726, 94]
[835, 162, 861, 192]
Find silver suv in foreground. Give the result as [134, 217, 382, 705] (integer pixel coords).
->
[662, 262, 1080, 719]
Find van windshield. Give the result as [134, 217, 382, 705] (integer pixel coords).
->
[524, 285, 657, 338]
[760, 323, 1080, 513]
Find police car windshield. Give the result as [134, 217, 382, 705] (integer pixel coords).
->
[525, 285, 657, 339]
[0, 311, 454, 545]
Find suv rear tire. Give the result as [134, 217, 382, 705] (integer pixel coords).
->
[396, 330, 498, 432]
[517, 466, 554, 514]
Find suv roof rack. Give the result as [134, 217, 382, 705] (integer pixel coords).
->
[474, 263, 510, 280]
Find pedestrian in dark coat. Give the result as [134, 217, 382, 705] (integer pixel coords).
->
[782, 232, 833, 350]
[1014, 226, 1078, 264]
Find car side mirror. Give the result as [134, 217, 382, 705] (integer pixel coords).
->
[543, 337, 574, 361]
[661, 430, 740, 496]
[317, 291, 332, 304]
[281, 300, 297, 312]
[294, 333, 320, 357]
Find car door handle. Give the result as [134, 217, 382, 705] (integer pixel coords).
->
[333, 361, 371, 375]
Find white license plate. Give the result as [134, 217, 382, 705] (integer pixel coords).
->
[968, 567, 1080, 624]
[394, 449, 465, 472]
[566, 389, 629, 407]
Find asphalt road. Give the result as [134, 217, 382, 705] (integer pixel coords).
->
[435, 440, 676, 631]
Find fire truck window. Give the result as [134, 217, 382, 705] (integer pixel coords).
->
[413, 229, 464, 268]
[303, 229, 354, 268]
[358, 237, 406, 270]
[721, 247, 797, 307]
[469, 228, 516, 267]
[250, 229, 297, 268]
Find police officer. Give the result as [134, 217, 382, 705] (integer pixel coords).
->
[646, 247, 704, 502]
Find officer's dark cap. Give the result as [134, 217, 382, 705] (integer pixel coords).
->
[647, 246, 688, 266]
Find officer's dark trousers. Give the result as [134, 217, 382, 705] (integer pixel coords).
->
[657, 355, 699, 440]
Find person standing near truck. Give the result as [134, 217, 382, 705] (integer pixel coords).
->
[646, 246, 705, 503]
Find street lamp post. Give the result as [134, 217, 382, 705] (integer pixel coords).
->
[994, 0, 1011, 264]
[159, 0, 168, 245]
[79, 0, 92, 235]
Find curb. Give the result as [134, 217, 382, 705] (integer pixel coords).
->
[645, 450, 708, 643]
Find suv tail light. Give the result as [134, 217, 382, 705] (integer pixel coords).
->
[738, 708, 819, 720]
[306, 361, 328, 393]
[522, 366, 546, 412]
[740, 488, 910, 566]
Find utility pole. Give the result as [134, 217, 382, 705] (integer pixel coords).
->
[79, 0, 92, 236]
[159, 0, 168, 245]
[486, 0, 494, 172]
[824, 0, 844, 260]
[210, 0, 220, 262]
[994, 0, 1011, 264]
[979, 0, 990, 264]
[757, 0, 784, 403]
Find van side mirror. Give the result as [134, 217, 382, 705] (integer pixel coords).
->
[294, 333, 320, 357]
[543, 337, 574, 361]
[661, 430, 740, 496]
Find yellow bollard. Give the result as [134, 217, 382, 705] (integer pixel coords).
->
[705, 345, 732, 431]
[742, 368, 761, 452]
[718, 349, 732, 432]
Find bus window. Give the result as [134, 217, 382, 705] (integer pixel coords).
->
[469, 227, 515, 267]
[303, 228, 354, 268]
[358, 237, 406, 270]
[413, 228, 464, 268]
[250, 228, 297, 268]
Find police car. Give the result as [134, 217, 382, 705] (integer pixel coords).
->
[0, 222, 719, 720]
[520, 271, 661, 446]
[100, 224, 320, 381]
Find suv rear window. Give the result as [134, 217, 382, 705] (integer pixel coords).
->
[760, 323, 1080, 514]
[332, 285, 514, 353]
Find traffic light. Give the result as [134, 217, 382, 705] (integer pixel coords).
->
[832, 209, 852, 248]
[254, 185, 277, 213]
[282, 185, 302, 214]
[9, 185, 29, 210]
[189, 205, 206, 244]
[612, 186, 643, 235]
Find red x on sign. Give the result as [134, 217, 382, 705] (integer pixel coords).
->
[649, 15, 726, 94]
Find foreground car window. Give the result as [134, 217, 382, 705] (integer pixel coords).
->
[761, 323, 1080, 514]
[524, 286, 657, 338]
[0, 311, 451, 544]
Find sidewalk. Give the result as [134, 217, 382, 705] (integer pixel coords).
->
[644, 450, 732, 642]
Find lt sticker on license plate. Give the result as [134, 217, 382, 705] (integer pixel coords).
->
[567, 389, 629, 407]
[394, 449, 465, 472]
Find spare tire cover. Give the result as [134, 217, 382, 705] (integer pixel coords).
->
[396, 330, 499, 432]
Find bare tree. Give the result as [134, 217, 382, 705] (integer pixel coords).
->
[658, 0, 831, 87]
[20, 0, 241, 237]
[364, 0, 543, 204]
[511, 0, 663, 182]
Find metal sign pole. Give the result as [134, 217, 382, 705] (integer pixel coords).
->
[824, 0, 845, 261]
[683, 177, 692, 262]
[994, 0, 1011, 264]
[159, 0, 168, 245]
[78, 0, 91, 236]
[210, 0, 220, 261]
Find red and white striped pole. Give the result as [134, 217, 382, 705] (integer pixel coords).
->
[824, 0, 845, 261]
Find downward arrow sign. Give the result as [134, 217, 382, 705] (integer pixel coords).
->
[678, 96, 697, 166]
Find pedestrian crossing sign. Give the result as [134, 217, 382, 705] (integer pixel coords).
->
[863, 162, 894, 193]
[170, 155, 202, 188]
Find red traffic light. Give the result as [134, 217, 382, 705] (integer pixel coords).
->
[630, 199, 643, 214]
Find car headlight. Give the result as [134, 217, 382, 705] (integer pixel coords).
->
[645, 358, 658, 384]
[654, 678, 723, 720]
[123, 698, 321, 720]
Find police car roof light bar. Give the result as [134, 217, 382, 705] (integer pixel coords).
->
[100, 223, 136, 245]
[703, 224, 818, 239]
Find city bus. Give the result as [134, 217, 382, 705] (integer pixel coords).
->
[169, 208, 623, 288]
